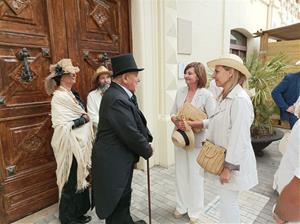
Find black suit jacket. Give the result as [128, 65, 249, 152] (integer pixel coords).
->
[92, 82, 152, 219]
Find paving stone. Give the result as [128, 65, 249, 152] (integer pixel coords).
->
[14, 141, 283, 224]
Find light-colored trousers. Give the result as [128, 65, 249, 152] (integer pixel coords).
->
[175, 147, 204, 219]
[220, 188, 240, 223]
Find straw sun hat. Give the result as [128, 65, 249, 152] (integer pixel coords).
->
[92, 65, 112, 84]
[172, 123, 195, 151]
[44, 58, 79, 95]
[207, 54, 251, 78]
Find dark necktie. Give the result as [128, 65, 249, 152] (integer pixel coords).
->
[130, 94, 139, 108]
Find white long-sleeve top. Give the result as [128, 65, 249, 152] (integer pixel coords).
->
[205, 84, 258, 191]
[87, 89, 103, 131]
[170, 86, 216, 148]
[273, 120, 300, 193]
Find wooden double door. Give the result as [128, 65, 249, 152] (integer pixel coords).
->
[0, 0, 131, 223]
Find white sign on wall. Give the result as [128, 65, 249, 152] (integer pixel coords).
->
[177, 18, 192, 55]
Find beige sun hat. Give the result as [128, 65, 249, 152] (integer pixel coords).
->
[207, 54, 251, 78]
[172, 122, 195, 151]
[44, 58, 80, 95]
[92, 65, 112, 84]
[295, 60, 300, 66]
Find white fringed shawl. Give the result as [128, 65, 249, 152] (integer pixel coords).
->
[51, 89, 94, 198]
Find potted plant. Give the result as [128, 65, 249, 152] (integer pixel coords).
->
[245, 53, 288, 156]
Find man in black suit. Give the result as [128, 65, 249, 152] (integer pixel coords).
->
[92, 54, 153, 224]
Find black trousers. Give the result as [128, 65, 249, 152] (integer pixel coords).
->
[106, 167, 134, 224]
[59, 157, 90, 224]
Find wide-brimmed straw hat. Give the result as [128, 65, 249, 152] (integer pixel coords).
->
[172, 123, 195, 151]
[92, 65, 112, 84]
[44, 58, 79, 95]
[207, 54, 251, 78]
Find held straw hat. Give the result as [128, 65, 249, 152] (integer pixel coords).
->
[172, 122, 195, 151]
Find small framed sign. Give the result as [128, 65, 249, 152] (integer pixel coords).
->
[178, 62, 188, 79]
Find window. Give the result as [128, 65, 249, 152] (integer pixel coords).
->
[230, 30, 247, 59]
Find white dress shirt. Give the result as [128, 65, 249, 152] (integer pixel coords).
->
[87, 89, 103, 131]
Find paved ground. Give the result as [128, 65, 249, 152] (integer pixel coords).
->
[14, 140, 282, 224]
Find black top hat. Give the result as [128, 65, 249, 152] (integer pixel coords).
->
[111, 53, 144, 77]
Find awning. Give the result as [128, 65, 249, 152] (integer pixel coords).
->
[254, 22, 300, 40]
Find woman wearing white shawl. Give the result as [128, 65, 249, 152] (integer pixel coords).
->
[45, 59, 94, 224]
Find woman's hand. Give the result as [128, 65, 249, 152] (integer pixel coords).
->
[187, 120, 203, 129]
[219, 167, 232, 184]
[171, 116, 186, 131]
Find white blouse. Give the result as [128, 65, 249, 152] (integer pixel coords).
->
[170, 86, 216, 148]
[274, 120, 300, 193]
[205, 84, 258, 191]
[87, 89, 103, 131]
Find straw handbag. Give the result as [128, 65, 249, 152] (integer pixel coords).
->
[197, 140, 225, 175]
[177, 102, 207, 133]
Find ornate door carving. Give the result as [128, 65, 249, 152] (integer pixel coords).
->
[0, 0, 130, 223]
[0, 1, 60, 223]
[65, 0, 131, 101]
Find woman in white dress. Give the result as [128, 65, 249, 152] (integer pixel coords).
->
[202, 54, 258, 223]
[170, 62, 216, 223]
[87, 66, 111, 133]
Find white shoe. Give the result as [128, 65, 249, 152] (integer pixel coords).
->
[173, 210, 185, 219]
[189, 217, 199, 224]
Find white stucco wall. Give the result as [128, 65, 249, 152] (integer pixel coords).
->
[130, 0, 299, 168]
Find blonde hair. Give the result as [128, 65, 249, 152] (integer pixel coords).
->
[219, 66, 246, 100]
[184, 62, 207, 88]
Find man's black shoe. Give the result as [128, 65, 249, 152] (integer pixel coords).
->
[76, 215, 92, 223]
[134, 220, 147, 224]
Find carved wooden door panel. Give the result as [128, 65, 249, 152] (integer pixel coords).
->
[0, 1, 64, 223]
[0, 0, 131, 223]
[65, 0, 131, 101]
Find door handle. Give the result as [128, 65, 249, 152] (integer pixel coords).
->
[98, 52, 109, 67]
[83, 51, 110, 69]
[16, 48, 33, 83]
[0, 96, 5, 105]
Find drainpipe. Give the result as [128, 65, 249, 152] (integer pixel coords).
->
[267, 0, 274, 29]
[221, 0, 226, 55]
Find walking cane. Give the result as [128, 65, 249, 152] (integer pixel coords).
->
[146, 159, 152, 224]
